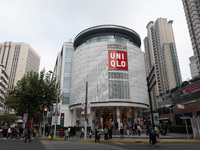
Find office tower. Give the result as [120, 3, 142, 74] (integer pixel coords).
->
[182, 0, 200, 75]
[144, 18, 182, 108]
[52, 41, 74, 127]
[189, 55, 199, 78]
[0, 42, 40, 90]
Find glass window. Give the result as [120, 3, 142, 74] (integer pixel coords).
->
[63, 77, 71, 88]
[66, 48, 74, 58]
[64, 62, 72, 73]
[62, 93, 70, 104]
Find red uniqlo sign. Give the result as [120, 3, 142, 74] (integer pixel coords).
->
[108, 51, 128, 70]
[185, 84, 200, 93]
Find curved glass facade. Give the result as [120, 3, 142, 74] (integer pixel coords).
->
[81, 35, 135, 46]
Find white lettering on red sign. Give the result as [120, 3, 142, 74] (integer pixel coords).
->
[108, 51, 128, 70]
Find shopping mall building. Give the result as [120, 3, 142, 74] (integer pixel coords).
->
[53, 25, 149, 130]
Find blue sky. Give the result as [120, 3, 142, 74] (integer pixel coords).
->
[0, 0, 193, 81]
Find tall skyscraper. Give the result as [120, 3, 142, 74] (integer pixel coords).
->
[189, 55, 199, 78]
[144, 18, 182, 109]
[182, 0, 200, 75]
[0, 42, 40, 90]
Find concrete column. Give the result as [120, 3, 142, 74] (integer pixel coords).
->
[116, 107, 121, 129]
[72, 109, 76, 126]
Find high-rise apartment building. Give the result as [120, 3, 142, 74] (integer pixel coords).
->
[0, 42, 40, 90]
[189, 55, 199, 78]
[182, 0, 200, 75]
[144, 18, 182, 109]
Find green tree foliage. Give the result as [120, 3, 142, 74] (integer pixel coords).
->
[0, 111, 18, 125]
[5, 69, 60, 136]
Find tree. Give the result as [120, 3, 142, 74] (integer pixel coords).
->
[5, 69, 61, 136]
[0, 111, 18, 126]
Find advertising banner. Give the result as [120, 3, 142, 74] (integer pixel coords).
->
[108, 51, 128, 70]
[52, 104, 60, 116]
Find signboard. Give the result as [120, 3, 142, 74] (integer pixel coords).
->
[23, 114, 28, 124]
[108, 51, 128, 70]
[180, 115, 191, 119]
[52, 104, 60, 116]
[185, 84, 200, 93]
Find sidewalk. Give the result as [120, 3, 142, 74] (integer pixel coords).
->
[35, 133, 200, 143]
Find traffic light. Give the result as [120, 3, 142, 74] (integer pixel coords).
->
[44, 107, 48, 118]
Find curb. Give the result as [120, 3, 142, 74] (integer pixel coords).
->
[80, 139, 200, 143]
[35, 137, 200, 143]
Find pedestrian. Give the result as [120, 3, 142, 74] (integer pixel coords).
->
[108, 126, 112, 139]
[7, 127, 11, 138]
[137, 125, 141, 136]
[80, 126, 84, 138]
[120, 126, 123, 139]
[89, 129, 92, 139]
[149, 125, 156, 147]
[126, 124, 129, 136]
[74, 126, 76, 137]
[133, 122, 138, 135]
[33, 127, 37, 138]
[68, 126, 71, 137]
[13, 127, 18, 139]
[64, 127, 69, 141]
[49, 127, 54, 140]
[95, 127, 100, 142]
[104, 126, 108, 140]
[24, 128, 31, 142]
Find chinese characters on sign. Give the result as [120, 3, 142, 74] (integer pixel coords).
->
[108, 51, 128, 70]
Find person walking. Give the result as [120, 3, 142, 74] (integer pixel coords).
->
[24, 128, 31, 142]
[7, 127, 11, 138]
[137, 125, 141, 136]
[95, 127, 100, 142]
[108, 126, 112, 139]
[80, 126, 84, 138]
[104, 126, 108, 140]
[64, 127, 69, 141]
[89, 129, 92, 139]
[49, 127, 54, 140]
[149, 125, 156, 147]
[120, 126, 123, 139]
[126, 124, 130, 136]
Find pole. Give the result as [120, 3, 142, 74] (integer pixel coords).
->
[54, 93, 58, 138]
[49, 71, 59, 139]
[43, 110, 45, 137]
[147, 83, 155, 129]
[170, 108, 173, 125]
[84, 81, 88, 139]
[185, 119, 189, 139]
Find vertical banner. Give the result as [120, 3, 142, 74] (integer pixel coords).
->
[52, 104, 60, 116]
[101, 118, 103, 128]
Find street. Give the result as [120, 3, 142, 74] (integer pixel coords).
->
[0, 139, 200, 150]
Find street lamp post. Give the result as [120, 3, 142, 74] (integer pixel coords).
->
[49, 71, 59, 139]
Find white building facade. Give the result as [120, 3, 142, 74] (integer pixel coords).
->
[67, 25, 149, 129]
